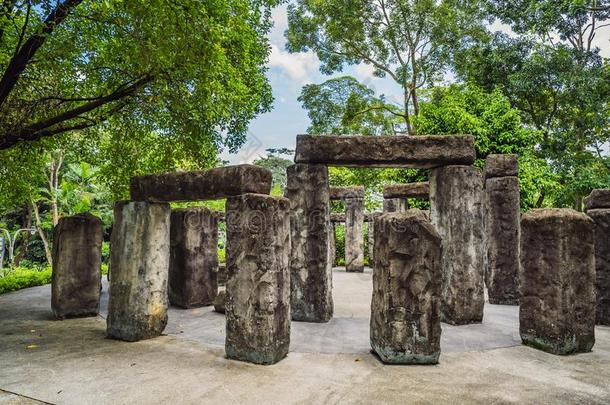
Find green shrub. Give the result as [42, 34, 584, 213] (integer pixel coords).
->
[0, 267, 52, 294]
[218, 248, 226, 264]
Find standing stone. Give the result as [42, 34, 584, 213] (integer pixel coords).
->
[588, 207, 610, 326]
[345, 196, 364, 272]
[217, 263, 227, 287]
[367, 213, 381, 265]
[485, 154, 520, 305]
[383, 198, 408, 213]
[51, 213, 103, 319]
[520, 209, 596, 354]
[169, 208, 218, 308]
[329, 222, 336, 267]
[285, 164, 333, 323]
[225, 194, 291, 365]
[107, 201, 170, 342]
[371, 210, 442, 364]
[430, 165, 486, 325]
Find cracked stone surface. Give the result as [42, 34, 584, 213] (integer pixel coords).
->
[520, 209, 596, 354]
[588, 209, 610, 326]
[106, 201, 171, 342]
[130, 164, 272, 202]
[485, 176, 520, 305]
[51, 213, 103, 319]
[370, 210, 442, 364]
[383, 182, 430, 200]
[484, 154, 518, 178]
[295, 135, 476, 168]
[430, 165, 486, 325]
[285, 164, 333, 323]
[169, 208, 218, 309]
[225, 194, 291, 365]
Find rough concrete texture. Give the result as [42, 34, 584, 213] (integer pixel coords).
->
[213, 290, 226, 314]
[345, 197, 364, 273]
[130, 164, 272, 202]
[51, 213, 103, 319]
[285, 164, 333, 323]
[430, 165, 486, 325]
[106, 201, 171, 342]
[329, 186, 365, 200]
[588, 209, 610, 325]
[383, 182, 430, 200]
[485, 176, 520, 305]
[383, 198, 408, 213]
[371, 211, 442, 364]
[330, 213, 346, 223]
[169, 208, 218, 309]
[520, 209, 596, 354]
[586, 189, 610, 210]
[295, 135, 476, 168]
[225, 193, 291, 365]
[3, 276, 610, 404]
[484, 154, 518, 178]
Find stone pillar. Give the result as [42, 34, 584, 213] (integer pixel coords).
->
[587, 190, 610, 326]
[51, 213, 103, 319]
[329, 222, 336, 267]
[367, 217, 374, 266]
[383, 198, 407, 213]
[520, 209, 596, 354]
[107, 201, 170, 342]
[225, 193, 291, 365]
[371, 211, 442, 364]
[169, 208, 218, 308]
[485, 154, 520, 305]
[430, 165, 486, 325]
[345, 197, 364, 272]
[285, 164, 333, 323]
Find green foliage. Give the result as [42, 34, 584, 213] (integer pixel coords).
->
[253, 151, 294, 190]
[0, 267, 52, 294]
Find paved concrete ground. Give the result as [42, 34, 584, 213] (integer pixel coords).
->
[1, 268, 609, 404]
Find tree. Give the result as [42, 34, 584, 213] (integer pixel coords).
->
[0, 0, 280, 152]
[253, 149, 293, 192]
[298, 76, 399, 135]
[286, 0, 488, 134]
[457, 1, 610, 209]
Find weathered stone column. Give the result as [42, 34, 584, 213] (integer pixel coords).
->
[329, 222, 336, 267]
[430, 165, 486, 325]
[107, 201, 171, 342]
[367, 213, 380, 265]
[345, 196, 364, 272]
[169, 208, 218, 308]
[371, 210, 442, 364]
[520, 209, 596, 354]
[51, 213, 103, 319]
[485, 154, 520, 305]
[383, 198, 407, 213]
[225, 194, 291, 365]
[285, 164, 333, 323]
[586, 189, 610, 326]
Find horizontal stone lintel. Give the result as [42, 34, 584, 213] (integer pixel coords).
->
[330, 212, 379, 223]
[130, 165, 272, 202]
[329, 186, 365, 200]
[295, 135, 476, 168]
[586, 189, 610, 210]
[485, 154, 518, 179]
[383, 182, 430, 199]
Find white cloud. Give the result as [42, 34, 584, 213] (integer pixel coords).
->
[355, 63, 376, 81]
[268, 44, 320, 84]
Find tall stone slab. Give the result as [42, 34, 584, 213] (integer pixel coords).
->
[225, 194, 291, 365]
[485, 154, 520, 305]
[51, 213, 103, 319]
[169, 208, 218, 308]
[367, 213, 381, 265]
[587, 208, 610, 325]
[430, 165, 486, 325]
[107, 201, 171, 342]
[329, 222, 336, 267]
[285, 164, 333, 322]
[371, 211, 442, 364]
[383, 198, 408, 213]
[345, 197, 364, 272]
[520, 209, 596, 354]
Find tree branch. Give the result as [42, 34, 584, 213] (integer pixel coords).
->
[0, 0, 83, 108]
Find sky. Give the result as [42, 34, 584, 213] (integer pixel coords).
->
[221, 4, 610, 164]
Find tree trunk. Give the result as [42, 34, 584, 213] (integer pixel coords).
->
[13, 204, 32, 266]
[31, 201, 52, 267]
